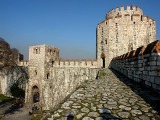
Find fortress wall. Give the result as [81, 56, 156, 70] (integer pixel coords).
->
[53, 59, 97, 68]
[38, 67, 99, 110]
[18, 60, 29, 67]
[0, 66, 28, 96]
[111, 40, 160, 92]
[106, 5, 143, 19]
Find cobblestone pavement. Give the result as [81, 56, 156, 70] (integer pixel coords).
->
[48, 69, 160, 120]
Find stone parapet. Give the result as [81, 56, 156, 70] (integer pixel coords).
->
[18, 60, 29, 67]
[111, 40, 160, 92]
[53, 59, 97, 68]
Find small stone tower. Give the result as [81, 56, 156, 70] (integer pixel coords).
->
[96, 5, 156, 68]
[25, 45, 59, 109]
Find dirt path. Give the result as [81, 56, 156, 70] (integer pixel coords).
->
[0, 102, 31, 120]
[3, 107, 31, 120]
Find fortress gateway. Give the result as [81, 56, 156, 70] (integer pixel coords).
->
[23, 6, 156, 110]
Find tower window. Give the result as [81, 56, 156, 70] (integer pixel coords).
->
[52, 61, 54, 67]
[47, 73, 49, 79]
[35, 70, 37, 75]
[105, 39, 107, 44]
[141, 15, 143, 21]
[35, 49, 38, 54]
[34, 47, 40, 54]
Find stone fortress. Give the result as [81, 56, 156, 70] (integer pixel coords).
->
[96, 5, 156, 68]
[16, 5, 160, 110]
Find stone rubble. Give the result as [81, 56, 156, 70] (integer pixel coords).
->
[47, 70, 160, 120]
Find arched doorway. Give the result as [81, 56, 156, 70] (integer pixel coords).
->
[101, 53, 105, 68]
[32, 86, 40, 103]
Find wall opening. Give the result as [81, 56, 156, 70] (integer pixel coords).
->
[102, 58, 105, 68]
[47, 73, 49, 79]
[36, 48, 38, 54]
[32, 86, 40, 103]
[141, 15, 143, 21]
[101, 53, 105, 68]
[35, 70, 37, 75]
[52, 61, 54, 67]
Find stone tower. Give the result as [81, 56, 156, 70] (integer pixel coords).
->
[25, 45, 59, 109]
[96, 5, 156, 68]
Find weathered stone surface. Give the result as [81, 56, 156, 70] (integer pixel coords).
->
[44, 69, 160, 120]
[81, 107, 89, 113]
[82, 117, 94, 120]
[88, 112, 99, 117]
[131, 110, 142, 115]
[77, 113, 85, 119]
[118, 112, 130, 118]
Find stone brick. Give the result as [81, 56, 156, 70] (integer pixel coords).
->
[150, 76, 155, 83]
[137, 64, 143, 67]
[150, 66, 159, 71]
[149, 71, 158, 76]
[149, 61, 156, 66]
[152, 84, 157, 89]
[157, 56, 160, 61]
[145, 81, 151, 87]
[143, 71, 149, 75]
[149, 56, 157, 61]
[137, 60, 143, 64]
[155, 77, 160, 85]
[157, 62, 160, 66]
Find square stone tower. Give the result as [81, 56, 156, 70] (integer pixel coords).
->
[96, 5, 156, 68]
[25, 45, 59, 108]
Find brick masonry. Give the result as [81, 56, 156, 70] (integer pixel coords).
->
[111, 40, 160, 92]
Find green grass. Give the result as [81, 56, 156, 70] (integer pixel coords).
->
[0, 94, 16, 104]
[97, 69, 107, 79]
[0, 94, 11, 102]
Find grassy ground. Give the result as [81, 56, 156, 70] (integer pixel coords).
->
[0, 94, 16, 104]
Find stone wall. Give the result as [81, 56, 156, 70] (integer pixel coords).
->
[25, 44, 99, 110]
[111, 40, 160, 92]
[53, 59, 97, 68]
[18, 60, 29, 67]
[25, 67, 99, 110]
[0, 66, 28, 96]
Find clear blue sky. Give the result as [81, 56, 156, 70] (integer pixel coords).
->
[0, 0, 160, 60]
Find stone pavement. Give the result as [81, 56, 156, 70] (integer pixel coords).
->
[47, 69, 160, 120]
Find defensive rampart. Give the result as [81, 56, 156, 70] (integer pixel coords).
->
[53, 59, 97, 68]
[111, 40, 160, 92]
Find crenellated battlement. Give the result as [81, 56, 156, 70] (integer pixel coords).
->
[111, 40, 160, 92]
[18, 60, 29, 67]
[53, 59, 97, 68]
[98, 15, 155, 27]
[106, 5, 143, 19]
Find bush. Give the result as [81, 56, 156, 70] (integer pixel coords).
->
[10, 83, 25, 98]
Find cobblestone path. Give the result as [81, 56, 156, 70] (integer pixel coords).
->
[48, 69, 160, 120]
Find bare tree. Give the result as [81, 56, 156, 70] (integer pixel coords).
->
[0, 38, 19, 73]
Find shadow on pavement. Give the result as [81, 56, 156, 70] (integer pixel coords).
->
[100, 107, 120, 120]
[110, 68, 160, 115]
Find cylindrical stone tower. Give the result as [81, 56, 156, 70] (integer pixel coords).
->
[96, 5, 156, 68]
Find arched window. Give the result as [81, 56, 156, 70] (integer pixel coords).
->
[32, 86, 39, 103]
